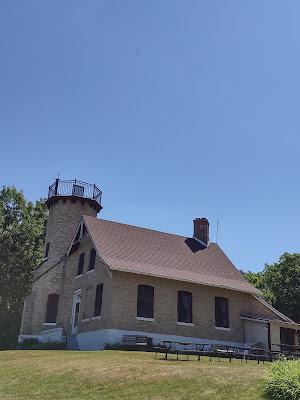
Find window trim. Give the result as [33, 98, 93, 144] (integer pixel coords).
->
[86, 269, 94, 275]
[177, 321, 194, 327]
[92, 315, 102, 321]
[215, 326, 231, 331]
[136, 316, 154, 322]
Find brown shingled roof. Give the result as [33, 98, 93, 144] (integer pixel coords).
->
[83, 216, 260, 295]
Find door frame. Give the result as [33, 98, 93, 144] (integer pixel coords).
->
[71, 289, 81, 335]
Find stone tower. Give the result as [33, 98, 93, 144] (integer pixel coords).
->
[44, 179, 102, 265]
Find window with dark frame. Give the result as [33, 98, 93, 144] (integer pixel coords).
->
[88, 248, 96, 271]
[280, 327, 295, 346]
[215, 297, 229, 328]
[45, 294, 59, 323]
[137, 285, 154, 319]
[177, 291, 193, 323]
[77, 252, 85, 275]
[45, 243, 50, 258]
[94, 284, 103, 317]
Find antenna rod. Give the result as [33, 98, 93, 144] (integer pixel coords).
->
[216, 220, 220, 244]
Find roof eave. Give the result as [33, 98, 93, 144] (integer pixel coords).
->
[109, 266, 260, 296]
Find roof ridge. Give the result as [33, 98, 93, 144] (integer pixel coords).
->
[84, 215, 217, 244]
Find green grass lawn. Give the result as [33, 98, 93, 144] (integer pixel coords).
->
[0, 350, 269, 400]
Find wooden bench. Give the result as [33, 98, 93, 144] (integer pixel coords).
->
[122, 335, 151, 350]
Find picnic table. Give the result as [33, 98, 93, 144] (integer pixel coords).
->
[156, 340, 209, 360]
[272, 343, 300, 359]
[235, 346, 281, 363]
[154, 341, 278, 363]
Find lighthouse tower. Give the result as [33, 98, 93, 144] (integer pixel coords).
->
[44, 179, 102, 265]
[19, 179, 102, 336]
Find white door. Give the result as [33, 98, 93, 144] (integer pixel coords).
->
[71, 292, 81, 334]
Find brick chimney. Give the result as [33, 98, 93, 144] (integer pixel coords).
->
[193, 218, 209, 247]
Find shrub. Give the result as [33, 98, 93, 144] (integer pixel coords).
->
[18, 339, 66, 350]
[266, 360, 300, 400]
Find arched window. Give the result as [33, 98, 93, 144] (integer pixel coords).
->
[137, 285, 154, 319]
[215, 297, 229, 328]
[88, 248, 96, 271]
[45, 294, 59, 324]
[77, 252, 85, 275]
[177, 291, 193, 323]
[94, 284, 103, 317]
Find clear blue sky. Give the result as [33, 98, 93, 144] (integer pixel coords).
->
[1, 1, 299, 272]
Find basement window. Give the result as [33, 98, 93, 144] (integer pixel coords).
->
[88, 248, 96, 271]
[45, 294, 59, 324]
[137, 285, 154, 319]
[94, 284, 103, 317]
[177, 291, 193, 324]
[215, 297, 229, 328]
[77, 252, 85, 276]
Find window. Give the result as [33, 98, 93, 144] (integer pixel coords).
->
[177, 291, 193, 323]
[215, 297, 229, 328]
[94, 284, 103, 317]
[280, 328, 295, 345]
[77, 252, 85, 275]
[45, 294, 59, 323]
[137, 285, 154, 319]
[88, 248, 96, 271]
[45, 243, 50, 258]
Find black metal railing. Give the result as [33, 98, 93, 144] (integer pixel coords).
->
[47, 179, 102, 205]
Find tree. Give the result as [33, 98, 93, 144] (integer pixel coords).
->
[241, 270, 275, 305]
[243, 253, 300, 323]
[264, 253, 300, 323]
[0, 187, 48, 348]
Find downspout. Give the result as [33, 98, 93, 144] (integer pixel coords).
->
[267, 322, 271, 350]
